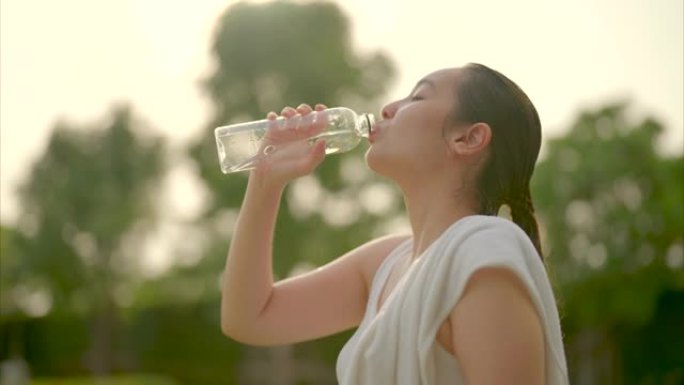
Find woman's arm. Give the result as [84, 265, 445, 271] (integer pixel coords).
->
[220, 104, 406, 346]
[221, 167, 406, 345]
[449, 267, 545, 384]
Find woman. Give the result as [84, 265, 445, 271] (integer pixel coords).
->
[220, 63, 569, 384]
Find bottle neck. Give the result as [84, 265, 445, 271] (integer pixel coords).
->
[357, 113, 375, 138]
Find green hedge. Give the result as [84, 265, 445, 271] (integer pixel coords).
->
[31, 374, 178, 385]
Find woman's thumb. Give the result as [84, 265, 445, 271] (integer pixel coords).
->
[307, 139, 326, 168]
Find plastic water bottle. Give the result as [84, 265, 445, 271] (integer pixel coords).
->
[214, 107, 375, 174]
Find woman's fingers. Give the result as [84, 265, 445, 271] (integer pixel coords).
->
[280, 104, 326, 116]
[280, 106, 297, 118]
[296, 103, 328, 137]
[296, 103, 312, 115]
[267, 103, 329, 140]
[254, 104, 329, 183]
[310, 105, 329, 134]
[265, 111, 282, 134]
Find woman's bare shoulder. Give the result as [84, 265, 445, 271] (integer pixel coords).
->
[355, 233, 411, 292]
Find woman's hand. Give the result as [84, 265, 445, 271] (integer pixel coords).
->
[251, 103, 328, 189]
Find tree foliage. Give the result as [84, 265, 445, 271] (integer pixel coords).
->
[15, 106, 165, 313]
[12, 105, 166, 373]
[532, 102, 684, 382]
[533, 102, 683, 328]
[188, 1, 399, 279]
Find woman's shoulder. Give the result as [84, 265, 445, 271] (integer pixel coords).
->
[445, 215, 542, 266]
[459, 213, 521, 228]
[356, 234, 412, 293]
[452, 215, 530, 242]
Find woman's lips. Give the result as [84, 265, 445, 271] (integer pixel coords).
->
[368, 125, 381, 143]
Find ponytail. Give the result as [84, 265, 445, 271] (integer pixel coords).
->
[475, 168, 544, 260]
[508, 185, 543, 259]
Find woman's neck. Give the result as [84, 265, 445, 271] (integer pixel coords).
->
[401, 178, 478, 260]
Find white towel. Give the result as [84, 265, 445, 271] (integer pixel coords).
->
[339, 215, 569, 385]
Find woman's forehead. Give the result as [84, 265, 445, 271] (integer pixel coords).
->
[416, 68, 462, 90]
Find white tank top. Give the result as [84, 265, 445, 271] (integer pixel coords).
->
[336, 216, 569, 384]
[336, 239, 463, 383]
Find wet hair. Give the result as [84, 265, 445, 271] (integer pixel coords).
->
[451, 63, 543, 258]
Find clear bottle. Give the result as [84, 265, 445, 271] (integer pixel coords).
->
[214, 107, 375, 174]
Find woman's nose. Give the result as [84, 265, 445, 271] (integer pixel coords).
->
[381, 100, 400, 119]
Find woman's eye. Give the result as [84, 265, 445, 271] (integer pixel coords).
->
[410, 95, 424, 101]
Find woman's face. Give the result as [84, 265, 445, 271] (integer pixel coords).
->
[366, 68, 462, 181]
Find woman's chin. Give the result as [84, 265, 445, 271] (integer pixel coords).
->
[364, 148, 381, 173]
[364, 148, 395, 178]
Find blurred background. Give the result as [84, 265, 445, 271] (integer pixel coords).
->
[1, 0, 682, 384]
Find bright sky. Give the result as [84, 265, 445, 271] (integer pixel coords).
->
[2, 0, 682, 231]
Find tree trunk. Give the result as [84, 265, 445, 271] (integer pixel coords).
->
[84, 289, 119, 375]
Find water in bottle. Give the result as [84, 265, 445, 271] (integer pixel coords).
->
[214, 107, 375, 174]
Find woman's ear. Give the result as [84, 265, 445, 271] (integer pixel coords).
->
[448, 122, 492, 156]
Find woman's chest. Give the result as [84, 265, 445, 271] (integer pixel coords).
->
[375, 255, 456, 356]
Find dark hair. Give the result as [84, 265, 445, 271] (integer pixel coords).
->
[451, 63, 543, 258]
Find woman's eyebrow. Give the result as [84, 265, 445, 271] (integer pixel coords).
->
[411, 79, 436, 94]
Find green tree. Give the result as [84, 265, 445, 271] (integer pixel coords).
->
[0, 224, 28, 362]
[14, 105, 166, 374]
[188, 0, 398, 283]
[1, 225, 19, 317]
[532, 102, 684, 384]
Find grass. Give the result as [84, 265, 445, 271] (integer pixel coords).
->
[31, 374, 179, 385]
